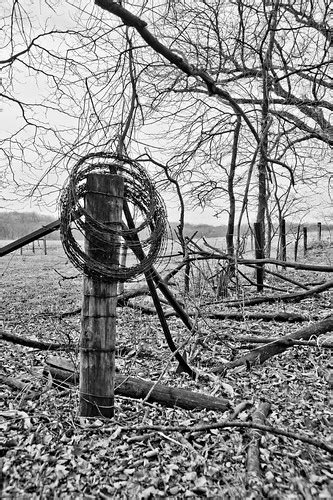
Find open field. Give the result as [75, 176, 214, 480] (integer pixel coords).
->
[2, 223, 331, 261]
[1, 240, 333, 498]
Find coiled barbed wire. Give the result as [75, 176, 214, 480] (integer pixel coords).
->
[60, 153, 168, 282]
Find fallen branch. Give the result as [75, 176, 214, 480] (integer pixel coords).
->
[0, 375, 41, 400]
[163, 259, 187, 283]
[0, 375, 29, 391]
[246, 403, 271, 492]
[234, 335, 333, 349]
[1, 331, 155, 358]
[60, 286, 150, 317]
[60, 302, 310, 322]
[60, 275, 183, 318]
[1, 331, 77, 351]
[222, 279, 333, 307]
[116, 420, 332, 454]
[197, 311, 309, 322]
[254, 266, 309, 290]
[213, 315, 333, 372]
[123, 200, 196, 379]
[189, 249, 333, 273]
[119, 302, 309, 323]
[238, 257, 333, 273]
[45, 356, 230, 412]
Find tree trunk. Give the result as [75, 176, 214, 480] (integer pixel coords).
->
[226, 115, 241, 259]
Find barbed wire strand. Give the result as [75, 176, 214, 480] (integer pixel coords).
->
[60, 152, 169, 282]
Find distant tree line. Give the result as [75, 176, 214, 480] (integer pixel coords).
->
[168, 222, 227, 240]
[0, 212, 331, 244]
[1, 212, 229, 241]
[0, 212, 59, 241]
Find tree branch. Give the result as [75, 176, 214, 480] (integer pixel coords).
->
[94, 0, 260, 142]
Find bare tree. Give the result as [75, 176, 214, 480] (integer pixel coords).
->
[1, 0, 331, 265]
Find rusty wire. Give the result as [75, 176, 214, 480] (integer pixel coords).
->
[60, 152, 168, 282]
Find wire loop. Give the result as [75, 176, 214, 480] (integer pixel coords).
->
[60, 152, 168, 281]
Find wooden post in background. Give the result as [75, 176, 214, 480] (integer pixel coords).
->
[279, 218, 286, 268]
[303, 226, 308, 256]
[32, 240, 35, 253]
[294, 224, 301, 262]
[43, 237, 47, 255]
[80, 173, 124, 418]
[118, 243, 127, 295]
[317, 222, 322, 242]
[254, 222, 264, 292]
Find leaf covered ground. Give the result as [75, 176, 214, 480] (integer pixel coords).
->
[1, 241, 332, 498]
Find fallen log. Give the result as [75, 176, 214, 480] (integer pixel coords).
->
[213, 315, 333, 373]
[45, 356, 231, 412]
[235, 335, 333, 349]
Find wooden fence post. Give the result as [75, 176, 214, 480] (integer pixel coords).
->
[303, 226, 308, 256]
[279, 218, 286, 268]
[294, 224, 301, 262]
[32, 240, 35, 253]
[254, 222, 264, 292]
[43, 237, 47, 255]
[317, 222, 322, 242]
[80, 173, 124, 418]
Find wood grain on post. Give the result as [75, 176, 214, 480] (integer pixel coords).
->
[80, 173, 124, 418]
